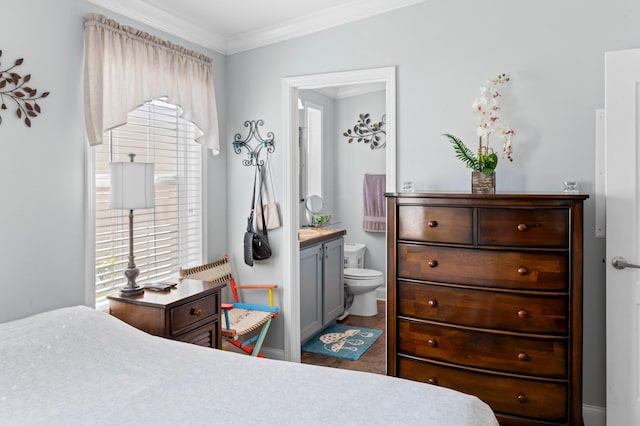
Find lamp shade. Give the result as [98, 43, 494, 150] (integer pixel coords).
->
[109, 162, 155, 209]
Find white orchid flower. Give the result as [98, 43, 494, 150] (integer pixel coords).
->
[444, 73, 515, 174]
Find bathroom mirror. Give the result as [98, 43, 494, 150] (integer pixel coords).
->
[305, 194, 324, 213]
[304, 194, 324, 225]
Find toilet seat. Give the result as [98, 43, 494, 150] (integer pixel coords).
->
[344, 268, 383, 280]
[343, 267, 384, 316]
[344, 268, 384, 287]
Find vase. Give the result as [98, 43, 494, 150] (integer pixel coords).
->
[472, 171, 496, 194]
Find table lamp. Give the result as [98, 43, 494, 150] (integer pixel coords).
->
[109, 153, 155, 296]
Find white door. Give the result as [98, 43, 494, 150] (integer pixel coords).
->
[605, 47, 640, 425]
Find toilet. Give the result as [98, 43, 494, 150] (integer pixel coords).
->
[343, 243, 384, 316]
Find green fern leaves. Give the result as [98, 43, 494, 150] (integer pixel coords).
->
[443, 133, 480, 171]
[442, 133, 497, 175]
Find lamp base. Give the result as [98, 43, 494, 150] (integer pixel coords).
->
[120, 262, 143, 297]
[119, 285, 144, 297]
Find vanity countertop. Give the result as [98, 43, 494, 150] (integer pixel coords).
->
[299, 228, 346, 249]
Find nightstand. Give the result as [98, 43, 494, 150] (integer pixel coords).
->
[108, 279, 226, 349]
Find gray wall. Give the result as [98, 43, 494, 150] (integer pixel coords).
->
[334, 91, 386, 280]
[298, 89, 337, 220]
[3, 0, 637, 411]
[0, 0, 228, 322]
[299, 89, 387, 296]
[225, 0, 640, 409]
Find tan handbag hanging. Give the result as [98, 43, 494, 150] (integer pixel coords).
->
[256, 154, 281, 230]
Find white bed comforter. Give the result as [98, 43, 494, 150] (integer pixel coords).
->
[0, 306, 498, 425]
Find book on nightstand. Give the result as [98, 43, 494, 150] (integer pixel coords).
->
[143, 282, 177, 291]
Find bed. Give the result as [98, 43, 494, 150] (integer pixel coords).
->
[0, 305, 498, 425]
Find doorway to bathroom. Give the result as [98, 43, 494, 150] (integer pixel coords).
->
[280, 67, 396, 370]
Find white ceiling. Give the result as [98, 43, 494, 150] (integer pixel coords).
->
[89, 0, 427, 55]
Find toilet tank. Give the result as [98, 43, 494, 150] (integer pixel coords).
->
[344, 243, 366, 268]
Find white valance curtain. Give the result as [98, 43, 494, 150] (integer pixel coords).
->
[83, 13, 220, 154]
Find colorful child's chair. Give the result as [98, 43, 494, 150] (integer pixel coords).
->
[179, 255, 278, 357]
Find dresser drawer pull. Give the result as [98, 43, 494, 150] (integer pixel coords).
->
[428, 260, 438, 268]
[517, 223, 528, 232]
[517, 309, 528, 319]
[517, 267, 528, 275]
[427, 339, 438, 348]
[428, 220, 438, 228]
[517, 352, 529, 361]
[517, 392, 528, 403]
[427, 377, 438, 385]
[190, 308, 203, 317]
[427, 299, 438, 308]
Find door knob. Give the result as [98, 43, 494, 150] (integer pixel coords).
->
[612, 256, 640, 269]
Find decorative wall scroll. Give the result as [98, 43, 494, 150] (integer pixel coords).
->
[232, 119, 275, 166]
[343, 113, 386, 150]
[0, 50, 50, 127]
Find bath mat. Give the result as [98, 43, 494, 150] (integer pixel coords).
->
[302, 323, 383, 361]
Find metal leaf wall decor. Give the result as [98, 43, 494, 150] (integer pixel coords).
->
[0, 50, 50, 127]
[343, 113, 386, 150]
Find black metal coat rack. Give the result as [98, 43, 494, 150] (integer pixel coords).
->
[232, 119, 275, 167]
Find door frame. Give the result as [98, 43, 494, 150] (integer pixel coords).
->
[281, 67, 396, 362]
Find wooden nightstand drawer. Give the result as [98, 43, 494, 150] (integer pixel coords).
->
[478, 208, 568, 247]
[108, 279, 225, 349]
[398, 243, 568, 291]
[398, 281, 568, 334]
[170, 293, 218, 336]
[398, 357, 568, 422]
[175, 323, 219, 348]
[398, 320, 568, 378]
[398, 206, 473, 244]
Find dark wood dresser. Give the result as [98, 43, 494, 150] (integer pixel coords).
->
[385, 193, 588, 426]
[108, 279, 225, 349]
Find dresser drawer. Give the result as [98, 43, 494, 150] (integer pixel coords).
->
[398, 244, 568, 291]
[175, 322, 219, 348]
[398, 357, 568, 422]
[170, 293, 218, 336]
[398, 320, 567, 378]
[398, 206, 473, 244]
[478, 208, 568, 247]
[398, 281, 567, 334]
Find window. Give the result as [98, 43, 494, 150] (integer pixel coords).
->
[93, 100, 203, 308]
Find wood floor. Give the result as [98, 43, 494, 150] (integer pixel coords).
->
[301, 300, 386, 375]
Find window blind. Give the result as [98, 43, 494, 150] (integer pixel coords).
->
[94, 100, 202, 305]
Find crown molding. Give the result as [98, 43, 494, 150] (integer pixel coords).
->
[335, 83, 386, 99]
[88, 0, 427, 56]
[87, 0, 228, 54]
[314, 83, 385, 100]
[227, 0, 427, 54]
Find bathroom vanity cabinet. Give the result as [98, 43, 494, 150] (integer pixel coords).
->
[385, 193, 588, 426]
[300, 236, 344, 343]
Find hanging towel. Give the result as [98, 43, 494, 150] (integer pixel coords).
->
[363, 173, 386, 232]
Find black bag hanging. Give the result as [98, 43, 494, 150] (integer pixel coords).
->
[251, 166, 272, 261]
[243, 166, 258, 266]
[244, 165, 272, 266]
[243, 224, 254, 267]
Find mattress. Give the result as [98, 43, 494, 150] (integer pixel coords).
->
[0, 305, 498, 425]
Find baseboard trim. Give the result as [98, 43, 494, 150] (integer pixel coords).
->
[259, 346, 285, 360]
[583, 404, 605, 426]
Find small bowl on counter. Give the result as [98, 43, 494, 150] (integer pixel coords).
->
[312, 214, 332, 226]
